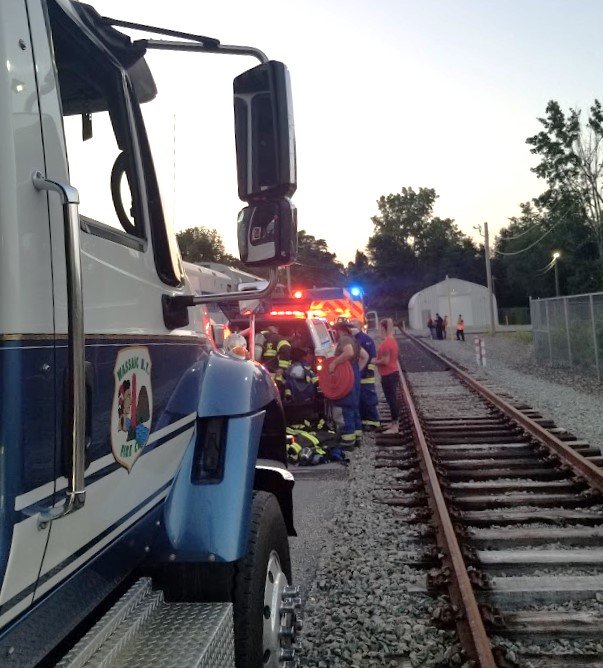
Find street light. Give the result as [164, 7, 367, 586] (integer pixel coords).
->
[552, 251, 561, 296]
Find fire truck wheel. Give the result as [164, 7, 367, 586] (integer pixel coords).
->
[233, 491, 299, 668]
[155, 492, 299, 667]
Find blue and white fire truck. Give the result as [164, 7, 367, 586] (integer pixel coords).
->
[0, 0, 300, 665]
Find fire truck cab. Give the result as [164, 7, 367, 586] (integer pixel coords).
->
[0, 1, 300, 665]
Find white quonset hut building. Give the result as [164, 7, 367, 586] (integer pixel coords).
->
[408, 278, 498, 331]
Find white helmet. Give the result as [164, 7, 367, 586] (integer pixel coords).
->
[223, 333, 247, 354]
[289, 362, 306, 380]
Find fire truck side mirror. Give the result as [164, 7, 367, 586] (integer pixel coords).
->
[233, 60, 297, 203]
[237, 198, 297, 267]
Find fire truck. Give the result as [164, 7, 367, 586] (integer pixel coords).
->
[0, 1, 301, 666]
[298, 287, 366, 327]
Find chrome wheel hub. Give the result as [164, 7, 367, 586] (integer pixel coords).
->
[262, 551, 302, 667]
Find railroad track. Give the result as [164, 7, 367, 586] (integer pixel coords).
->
[374, 333, 603, 667]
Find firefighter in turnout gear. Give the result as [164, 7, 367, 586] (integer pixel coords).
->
[284, 347, 318, 405]
[329, 322, 369, 447]
[259, 325, 291, 395]
[350, 320, 381, 431]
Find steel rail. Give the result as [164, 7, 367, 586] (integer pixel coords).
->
[397, 371, 497, 667]
[406, 333, 603, 495]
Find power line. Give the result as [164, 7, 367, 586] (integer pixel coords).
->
[536, 258, 556, 274]
[494, 220, 562, 256]
[499, 222, 545, 241]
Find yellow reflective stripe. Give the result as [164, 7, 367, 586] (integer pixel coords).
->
[279, 360, 291, 369]
[310, 376, 319, 384]
[361, 378, 376, 384]
[276, 339, 291, 351]
[340, 433, 356, 442]
[355, 430, 363, 437]
[368, 363, 377, 371]
[263, 350, 277, 357]
[362, 420, 381, 426]
[286, 428, 320, 446]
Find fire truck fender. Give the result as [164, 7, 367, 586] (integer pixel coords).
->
[156, 353, 292, 562]
[159, 409, 265, 563]
[196, 351, 278, 417]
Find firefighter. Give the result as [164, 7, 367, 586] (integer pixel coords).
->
[350, 319, 381, 431]
[329, 322, 368, 447]
[284, 346, 318, 405]
[259, 325, 291, 394]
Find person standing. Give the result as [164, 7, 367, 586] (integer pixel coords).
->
[435, 313, 443, 340]
[427, 314, 436, 340]
[259, 325, 291, 395]
[374, 318, 400, 434]
[442, 315, 448, 340]
[350, 320, 381, 431]
[329, 322, 368, 447]
[456, 315, 465, 341]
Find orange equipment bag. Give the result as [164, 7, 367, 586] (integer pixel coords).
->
[317, 358, 355, 400]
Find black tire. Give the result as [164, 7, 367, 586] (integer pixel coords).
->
[233, 491, 291, 668]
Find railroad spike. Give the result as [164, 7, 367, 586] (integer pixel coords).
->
[431, 603, 461, 628]
[466, 566, 491, 590]
[452, 523, 469, 540]
[492, 644, 521, 668]
[479, 603, 507, 629]
[426, 566, 451, 592]
[460, 544, 478, 563]
[581, 487, 602, 500]
[447, 507, 463, 520]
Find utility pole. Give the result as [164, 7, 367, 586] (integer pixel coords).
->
[484, 222, 496, 336]
[446, 275, 453, 340]
[552, 251, 560, 296]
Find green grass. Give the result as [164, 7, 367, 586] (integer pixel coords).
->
[507, 331, 533, 345]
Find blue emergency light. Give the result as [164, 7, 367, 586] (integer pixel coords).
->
[349, 286, 362, 297]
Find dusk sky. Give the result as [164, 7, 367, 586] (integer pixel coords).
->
[83, 0, 603, 264]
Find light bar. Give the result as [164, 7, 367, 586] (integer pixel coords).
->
[269, 310, 306, 318]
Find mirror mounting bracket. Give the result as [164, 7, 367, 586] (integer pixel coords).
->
[162, 269, 279, 330]
[101, 16, 268, 63]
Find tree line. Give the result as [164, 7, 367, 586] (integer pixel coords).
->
[177, 98, 603, 310]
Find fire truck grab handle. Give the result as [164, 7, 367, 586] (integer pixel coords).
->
[32, 172, 86, 527]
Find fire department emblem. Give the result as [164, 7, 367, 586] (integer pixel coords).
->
[111, 346, 153, 472]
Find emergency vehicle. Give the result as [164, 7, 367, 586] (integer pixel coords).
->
[297, 287, 366, 327]
[0, 1, 300, 666]
[230, 297, 335, 369]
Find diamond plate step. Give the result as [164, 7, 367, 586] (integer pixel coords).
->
[58, 578, 234, 668]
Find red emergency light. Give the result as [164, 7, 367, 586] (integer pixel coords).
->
[293, 290, 304, 299]
[269, 310, 306, 318]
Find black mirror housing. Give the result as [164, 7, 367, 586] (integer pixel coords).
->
[237, 198, 297, 267]
[234, 61, 297, 203]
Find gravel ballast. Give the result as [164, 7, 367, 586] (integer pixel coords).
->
[299, 438, 467, 668]
[415, 332, 603, 454]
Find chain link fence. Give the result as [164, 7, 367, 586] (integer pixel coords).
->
[530, 292, 603, 381]
[498, 306, 531, 326]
